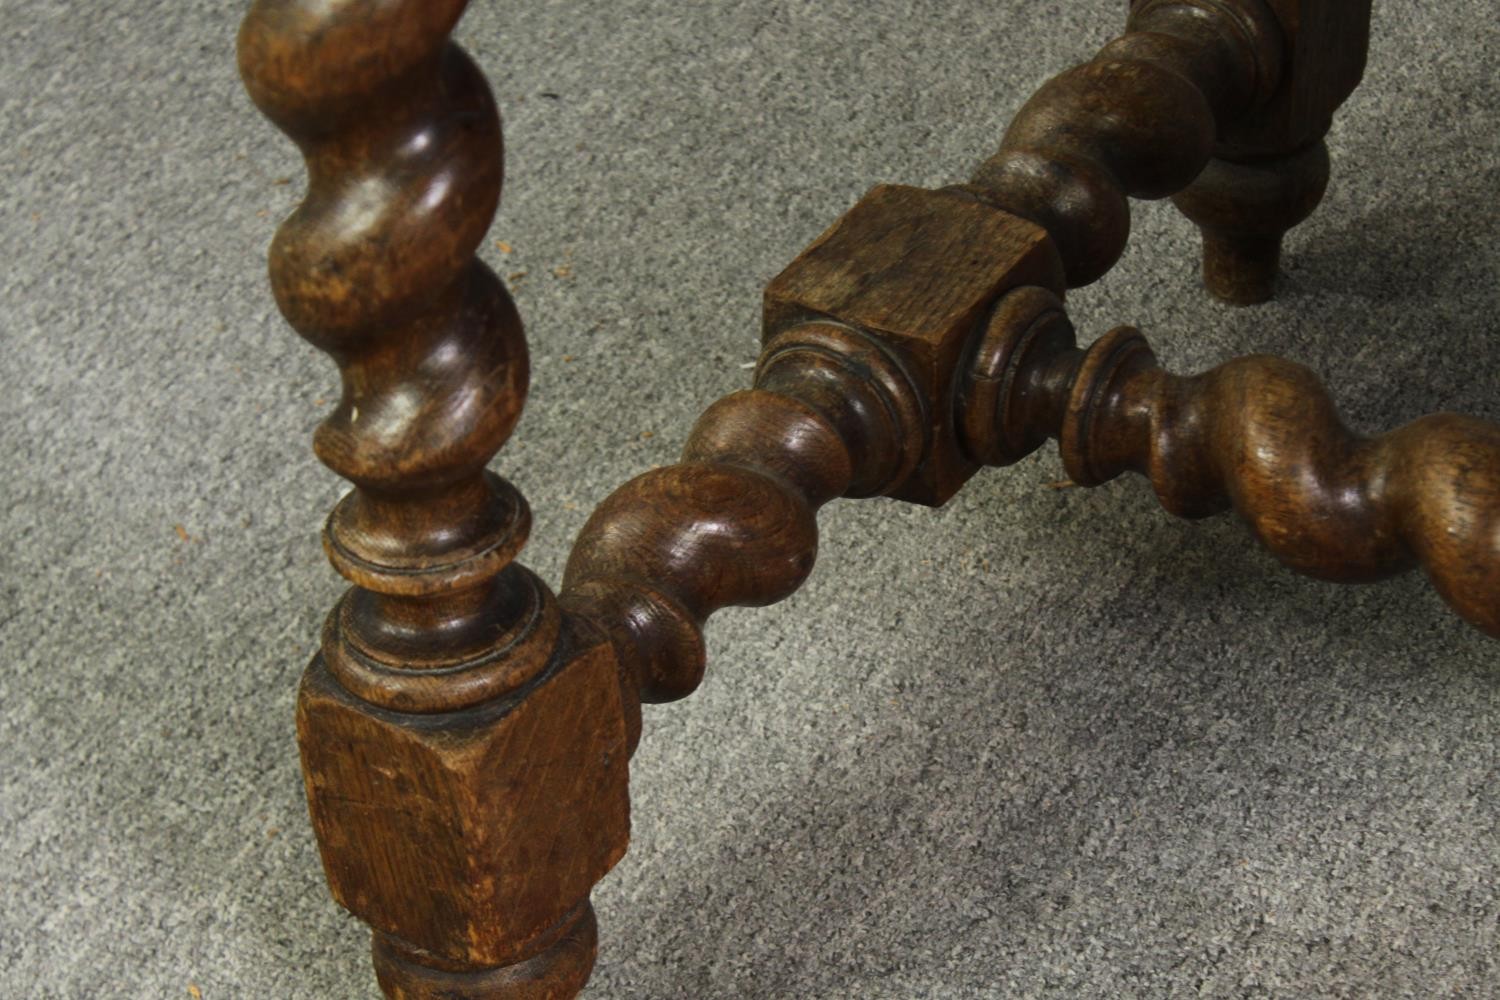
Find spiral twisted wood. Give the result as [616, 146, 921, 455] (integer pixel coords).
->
[562, 324, 925, 713]
[962, 287, 1500, 637]
[239, 0, 556, 714]
[234, 3, 1391, 996]
[962, 0, 1283, 287]
[239, 5, 622, 998]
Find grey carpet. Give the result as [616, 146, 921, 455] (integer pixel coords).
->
[2, 2, 1497, 997]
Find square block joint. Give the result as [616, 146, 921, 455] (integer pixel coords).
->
[764, 184, 1062, 505]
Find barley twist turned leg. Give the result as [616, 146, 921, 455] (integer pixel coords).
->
[238, 2, 629, 996]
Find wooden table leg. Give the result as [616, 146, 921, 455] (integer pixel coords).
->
[1167, 0, 1374, 304]
[237, 3, 630, 996]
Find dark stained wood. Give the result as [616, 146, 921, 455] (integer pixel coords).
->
[1171, 140, 1330, 304]
[561, 322, 927, 705]
[964, 0, 1284, 287]
[562, 188, 1058, 707]
[764, 184, 1063, 505]
[237, 1, 628, 996]
[1213, 0, 1374, 157]
[372, 903, 598, 999]
[962, 286, 1500, 637]
[1168, 0, 1374, 303]
[233, 3, 1485, 998]
[298, 618, 628, 967]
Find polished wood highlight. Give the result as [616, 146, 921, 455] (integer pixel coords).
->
[232, 2, 1494, 998]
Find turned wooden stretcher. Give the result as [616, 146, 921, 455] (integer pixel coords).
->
[236, 1, 1495, 995]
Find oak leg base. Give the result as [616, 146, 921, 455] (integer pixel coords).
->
[1198, 230, 1282, 305]
[1173, 140, 1331, 305]
[372, 905, 598, 1000]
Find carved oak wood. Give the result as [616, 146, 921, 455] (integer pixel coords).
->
[1173, 0, 1373, 302]
[238, 3, 627, 995]
[960, 286, 1500, 637]
[236, 1, 1493, 996]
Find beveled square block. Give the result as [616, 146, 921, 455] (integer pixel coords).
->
[297, 615, 630, 968]
[764, 184, 1062, 504]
